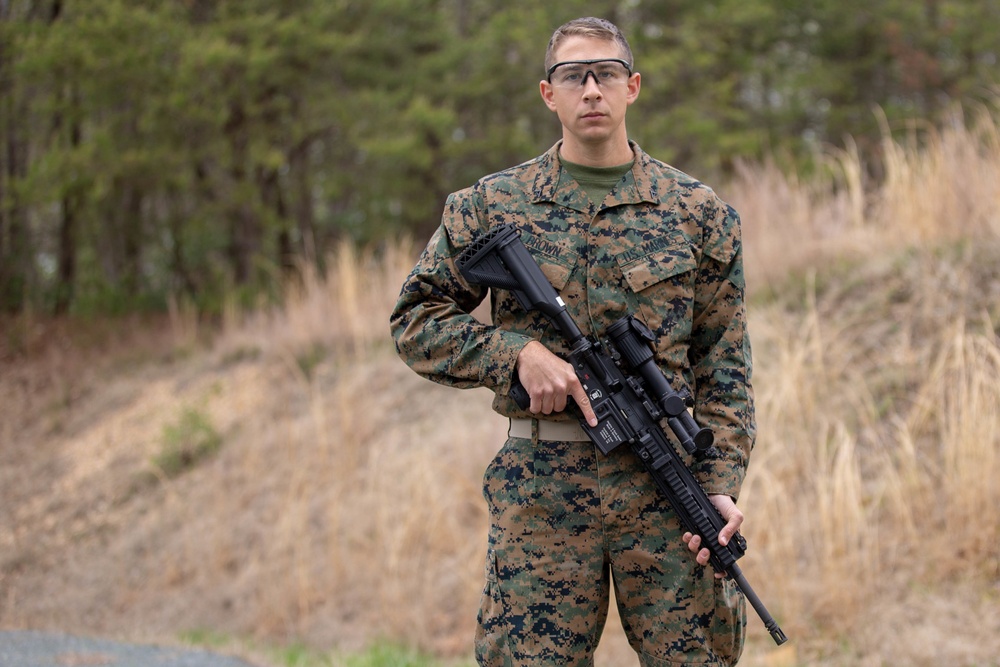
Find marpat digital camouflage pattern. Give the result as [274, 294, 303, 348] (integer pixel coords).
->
[390, 141, 754, 666]
[475, 435, 746, 666]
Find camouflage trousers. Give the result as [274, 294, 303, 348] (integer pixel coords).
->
[475, 431, 746, 666]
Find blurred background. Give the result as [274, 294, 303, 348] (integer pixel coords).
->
[1, 1, 998, 666]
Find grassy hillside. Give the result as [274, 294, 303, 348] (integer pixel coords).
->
[2, 105, 999, 667]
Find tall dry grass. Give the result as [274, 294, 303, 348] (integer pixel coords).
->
[178, 237, 508, 654]
[732, 103, 1000, 292]
[199, 104, 1000, 665]
[720, 104, 1000, 664]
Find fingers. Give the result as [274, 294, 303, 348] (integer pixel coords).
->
[517, 343, 562, 414]
[685, 496, 745, 580]
[516, 342, 596, 424]
[569, 383, 599, 427]
[683, 532, 710, 563]
[527, 376, 572, 415]
[684, 531, 724, 579]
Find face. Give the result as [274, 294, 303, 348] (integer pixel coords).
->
[539, 35, 641, 160]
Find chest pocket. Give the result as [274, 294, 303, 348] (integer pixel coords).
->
[619, 239, 697, 290]
[616, 240, 697, 339]
[520, 229, 579, 292]
[538, 257, 574, 292]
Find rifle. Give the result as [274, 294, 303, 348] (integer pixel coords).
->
[456, 224, 788, 646]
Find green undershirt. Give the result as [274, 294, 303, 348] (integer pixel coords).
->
[560, 157, 635, 207]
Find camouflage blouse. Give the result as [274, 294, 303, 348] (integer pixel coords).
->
[390, 141, 755, 499]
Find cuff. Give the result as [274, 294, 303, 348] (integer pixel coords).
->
[483, 329, 534, 395]
[694, 454, 747, 502]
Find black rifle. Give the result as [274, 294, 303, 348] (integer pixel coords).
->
[457, 224, 788, 646]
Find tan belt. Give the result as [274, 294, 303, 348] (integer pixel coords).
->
[508, 418, 590, 442]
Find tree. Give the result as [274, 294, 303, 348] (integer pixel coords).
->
[0, 0, 997, 316]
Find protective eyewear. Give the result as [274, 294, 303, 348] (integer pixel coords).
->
[546, 58, 633, 88]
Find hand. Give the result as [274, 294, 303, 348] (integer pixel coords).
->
[682, 494, 744, 579]
[515, 341, 599, 426]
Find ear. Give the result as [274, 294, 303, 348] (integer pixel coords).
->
[539, 80, 558, 112]
[625, 72, 641, 106]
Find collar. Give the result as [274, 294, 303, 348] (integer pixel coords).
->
[531, 140, 661, 210]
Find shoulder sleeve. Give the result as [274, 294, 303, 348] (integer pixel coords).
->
[689, 197, 755, 500]
[389, 187, 534, 391]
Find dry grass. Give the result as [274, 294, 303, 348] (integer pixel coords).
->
[2, 104, 1000, 667]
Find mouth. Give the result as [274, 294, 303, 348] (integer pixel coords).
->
[582, 112, 605, 120]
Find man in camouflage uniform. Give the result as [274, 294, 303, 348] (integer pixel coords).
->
[390, 16, 754, 667]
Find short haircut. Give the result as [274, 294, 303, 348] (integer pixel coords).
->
[544, 17, 634, 73]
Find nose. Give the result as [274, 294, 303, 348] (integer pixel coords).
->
[581, 71, 603, 98]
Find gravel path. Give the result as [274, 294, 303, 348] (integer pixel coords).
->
[0, 631, 262, 667]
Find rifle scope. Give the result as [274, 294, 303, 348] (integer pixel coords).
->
[606, 315, 714, 456]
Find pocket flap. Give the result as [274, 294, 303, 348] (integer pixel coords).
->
[619, 242, 697, 292]
[539, 259, 573, 291]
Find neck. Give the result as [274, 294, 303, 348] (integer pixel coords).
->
[559, 135, 633, 167]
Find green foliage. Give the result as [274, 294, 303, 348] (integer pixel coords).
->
[155, 407, 223, 478]
[178, 628, 230, 649]
[275, 641, 332, 667]
[1, 0, 999, 316]
[340, 643, 450, 667]
[178, 631, 470, 667]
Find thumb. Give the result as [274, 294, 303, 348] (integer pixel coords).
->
[711, 495, 742, 546]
